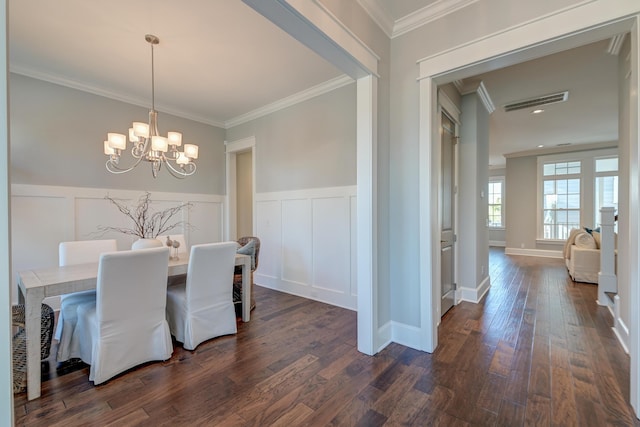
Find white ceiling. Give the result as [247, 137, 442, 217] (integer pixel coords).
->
[9, 1, 621, 167]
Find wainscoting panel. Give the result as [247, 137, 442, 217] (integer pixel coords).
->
[255, 186, 357, 310]
[312, 197, 350, 293]
[281, 199, 312, 287]
[255, 200, 281, 283]
[10, 184, 226, 305]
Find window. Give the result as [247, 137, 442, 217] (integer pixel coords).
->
[488, 177, 504, 228]
[537, 150, 618, 241]
[594, 157, 618, 227]
[542, 162, 581, 240]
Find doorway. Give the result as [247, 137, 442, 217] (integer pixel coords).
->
[440, 111, 456, 316]
[225, 136, 256, 241]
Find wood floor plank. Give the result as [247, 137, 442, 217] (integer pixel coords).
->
[14, 249, 639, 426]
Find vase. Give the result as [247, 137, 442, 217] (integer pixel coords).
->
[131, 238, 163, 250]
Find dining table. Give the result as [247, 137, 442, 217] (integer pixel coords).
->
[17, 252, 251, 401]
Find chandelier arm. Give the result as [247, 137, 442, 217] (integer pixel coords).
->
[105, 156, 144, 174]
[165, 160, 196, 178]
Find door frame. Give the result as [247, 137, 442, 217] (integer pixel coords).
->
[418, 5, 640, 414]
[225, 136, 256, 241]
[437, 93, 460, 319]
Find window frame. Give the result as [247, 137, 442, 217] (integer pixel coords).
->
[488, 176, 505, 229]
[536, 148, 617, 242]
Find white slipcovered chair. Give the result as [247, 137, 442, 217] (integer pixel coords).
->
[56, 239, 118, 362]
[166, 242, 237, 351]
[71, 247, 173, 384]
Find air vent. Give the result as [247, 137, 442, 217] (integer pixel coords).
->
[504, 91, 569, 112]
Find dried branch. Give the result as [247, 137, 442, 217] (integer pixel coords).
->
[95, 192, 192, 239]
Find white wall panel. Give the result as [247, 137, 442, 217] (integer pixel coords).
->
[281, 199, 312, 286]
[255, 200, 281, 282]
[10, 184, 225, 304]
[312, 197, 349, 293]
[189, 201, 223, 245]
[255, 186, 357, 309]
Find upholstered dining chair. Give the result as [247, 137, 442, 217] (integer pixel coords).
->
[233, 236, 260, 316]
[166, 242, 237, 350]
[71, 247, 173, 384]
[56, 239, 117, 362]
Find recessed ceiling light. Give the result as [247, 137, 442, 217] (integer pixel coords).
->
[537, 145, 544, 148]
[532, 109, 545, 114]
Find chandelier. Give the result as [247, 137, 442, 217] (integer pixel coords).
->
[103, 34, 198, 178]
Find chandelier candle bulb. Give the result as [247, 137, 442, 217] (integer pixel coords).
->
[132, 122, 149, 138]
[152, 136, 168, 152]
[107, 133, 127, 150]
[167, 132, 182, 147]
[103, 141, 115, 155]
[184, 144, 199, 159]
[128, 128, 139, 143]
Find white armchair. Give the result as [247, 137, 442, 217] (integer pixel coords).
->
[71, 247, 173, 384]
[56, 239, 117, 362]
[166, 242, 237, 350]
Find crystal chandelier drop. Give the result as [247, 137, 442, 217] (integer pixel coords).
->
[103, 34, 198, 178]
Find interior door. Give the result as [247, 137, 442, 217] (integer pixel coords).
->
[440, 112, 456, 316]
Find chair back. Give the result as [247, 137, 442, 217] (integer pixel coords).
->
[59, 239, 118, 267]
[186, 242, 237, 311]
[96, 247, 170, 325]
[158, 234, 188, 255]
[237, 236, 260, 271]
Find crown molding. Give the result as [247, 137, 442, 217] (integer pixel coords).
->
[393, 0, 480, 38]
[461, 79, 495, 114]
[225, 74, 354, 128]
[607, 33, 627, 55]
[9, 65, 226, 128]
[504, 140, 618, 159]
[356, 0, 394, 38]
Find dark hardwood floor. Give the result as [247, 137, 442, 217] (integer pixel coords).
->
[13, 248, 639, 426]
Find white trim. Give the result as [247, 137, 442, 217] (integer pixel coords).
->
[9, 65, 226, 129]
[393, 0, 480, 38]
[607, 33, 627, 55]
[489, 240, 506, 247]
[225, 136, 256, 241]
[504, 247, 563, 259]
[419, 76, 439, 353]
[0, 0, 12, 418]
[355, 0, 393, 38]
[613, 294, 631, 353]
[389, 321, 422, 351]
[438, 89, 461, 122]
[457, 276, 490, 303]
[488, 175, 505, 228]
[504, 140, 618, 159]
[460, 80, 495, 113]
[225, 75, 354, 128]
[356, 75, 378, 355]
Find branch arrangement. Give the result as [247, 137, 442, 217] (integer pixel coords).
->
[96, 192, 192, 239]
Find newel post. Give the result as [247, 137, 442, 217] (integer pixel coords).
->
[598, 207, 617, 304]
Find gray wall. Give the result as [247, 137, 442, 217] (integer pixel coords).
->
[459, 92, 489, 290]
[236, 150, 253, 237]
[505, 156, 538, 250]
[10, 74, 226, 194]
[225, 84, 356, 193]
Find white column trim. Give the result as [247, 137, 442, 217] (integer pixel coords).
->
[356, 75, 378, 355]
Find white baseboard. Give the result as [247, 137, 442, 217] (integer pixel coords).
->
[505, 247, 563, 259]
[457, 276, 491, 303]
[613, 295, 630, 354]
[374, 320, 422, 352]
[489, 240, 506, 247]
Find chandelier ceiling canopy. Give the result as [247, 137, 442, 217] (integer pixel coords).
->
[103, 34, 198, 179]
